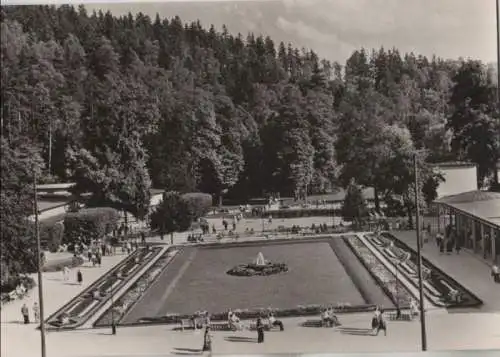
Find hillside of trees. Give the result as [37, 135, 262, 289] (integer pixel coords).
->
[1, 4, 499, 263]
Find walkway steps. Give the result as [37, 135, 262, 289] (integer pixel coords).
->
[81, 246, 172, 329]
[356, 234, 440, 313]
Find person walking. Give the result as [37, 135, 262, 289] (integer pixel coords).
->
[491, 264, 500, 283]
[21, 303, 30, 324]
[375, 310, 387, 336]
[77, 269, 83, 285]
[202, 326, 212, 353]
[33, 302, 40, 323]
[256, 317, 265, 343]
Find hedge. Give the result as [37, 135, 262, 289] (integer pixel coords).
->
[63, 207, 120, 244]
[181, 193, 213, 219]
[39, 221, 65, 252]
[42, 255, 84, 273]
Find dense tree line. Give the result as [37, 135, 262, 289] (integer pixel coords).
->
[1, 5, 499, 281]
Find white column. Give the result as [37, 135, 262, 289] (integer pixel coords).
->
[480, 224, 485, 257]
[491, 228, 496, 264]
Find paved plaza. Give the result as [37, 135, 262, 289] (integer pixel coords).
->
[2, 218, 500, 356]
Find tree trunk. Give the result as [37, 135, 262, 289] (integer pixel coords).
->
[406, 205, 414, 230]
[219, 193, 223, 208]
[170, 232, 174, 245]
[374, 187, 380, 212]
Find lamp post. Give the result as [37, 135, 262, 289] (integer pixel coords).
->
[111, 272, 120, 335]
[414, 153, 428, 351]
[33, 168, 47, 357]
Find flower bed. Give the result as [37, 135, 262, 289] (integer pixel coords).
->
[93, 249, 178, 327]
[343, 235, 413, 308]
[45, 246, 163, 329]
[129, 303, 376, 326]
[227, 263, 288, 277]
[379, 233, 482, 308]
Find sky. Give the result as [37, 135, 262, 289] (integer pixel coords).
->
[9, 0, 497, 65]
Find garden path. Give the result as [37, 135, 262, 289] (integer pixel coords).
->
[391, 231, 500, 312]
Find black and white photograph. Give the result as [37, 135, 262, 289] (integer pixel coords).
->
[1, 1, 499, 356]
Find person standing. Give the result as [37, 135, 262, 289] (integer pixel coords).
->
[202, 326, 212, 352]
[21, 303, 30, 324]
[492, 264, 500, 283]
[77, 269, 83, 285]
[256, 317, 264, 343]
[33, 302, 40, 323]
[375, 310, 387, 336]
[63, 266, 70, 281]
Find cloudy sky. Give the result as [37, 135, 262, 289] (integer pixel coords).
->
[83, 0, 498, 64]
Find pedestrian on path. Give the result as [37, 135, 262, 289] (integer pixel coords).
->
[202, 326, 212, 352]
[33, 302, 40, 323]
[63, 266, 70, 281]
[373, 310, 387, 336]
[256, 317, 265, 343]
[21, 303, 30, 324]
[491, 264, 499, 283]
[77, 269, 83, 285]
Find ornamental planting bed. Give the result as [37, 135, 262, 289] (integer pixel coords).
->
[343, 235, 413, 309]
[96, 237, 408, 328]
[45, 246, 163, 330]
[367, 232, 483, 308]
[93, 248, 179, 327]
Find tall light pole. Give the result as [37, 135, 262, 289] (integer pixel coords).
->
[33, 168, 47, 357]
[496, 0, 500, 107]
[414, 153, 427, 351]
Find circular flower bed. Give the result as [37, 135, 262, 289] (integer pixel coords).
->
[227, 262, 288, 277]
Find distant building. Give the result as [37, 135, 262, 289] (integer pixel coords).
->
[430, 162, 478, 199]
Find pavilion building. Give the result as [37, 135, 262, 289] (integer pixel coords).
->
[431, 163, 500, 265]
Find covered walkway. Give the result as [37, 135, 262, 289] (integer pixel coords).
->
[434, 191, 500, 265]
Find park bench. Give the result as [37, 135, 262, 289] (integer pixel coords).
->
[400, 262, 416, 276]
[388, 311, 412, 321]
[371, 237, 383, 246]
[440, 280, 461, 302]
[384, 248, 397, 259]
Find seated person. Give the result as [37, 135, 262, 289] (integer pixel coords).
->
[326, 307, 340, 326]
[268, 313, 284, 331]
[321, 309, 331, 327]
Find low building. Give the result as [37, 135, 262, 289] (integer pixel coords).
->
[430, 162, 478, 199]
[434, 190, 500, 265]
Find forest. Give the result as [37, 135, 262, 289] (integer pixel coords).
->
[1, 5, 499, 280]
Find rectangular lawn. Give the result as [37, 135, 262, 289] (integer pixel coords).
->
[152, 241, 365, 316]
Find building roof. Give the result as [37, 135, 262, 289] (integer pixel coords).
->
[429, 161, 477, 169]
[435, 190, 500, 228]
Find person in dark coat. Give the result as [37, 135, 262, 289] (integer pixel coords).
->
[202, 326, 212, 352]
[375, 310, 387, 336]
[77, 269, 83, 285]
[256, 317, 264, 343]
[21, 303, 30, 324]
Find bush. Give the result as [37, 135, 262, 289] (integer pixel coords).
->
[181, 192, 213, 219]
[39, 221, 65, 252]
[42, 255, 84, 273]
[64, 208, 120, 245]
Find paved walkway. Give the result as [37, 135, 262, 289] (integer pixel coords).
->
[391, 231, 500, 312]
[3, 222, 500, 356]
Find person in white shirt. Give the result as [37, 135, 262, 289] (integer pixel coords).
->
[491, 264, 499, 283]
[268, 313, 284, 331]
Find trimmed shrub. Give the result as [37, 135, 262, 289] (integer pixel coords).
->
[63, 208, 120, 245]
[181, 192, 213, 219]
[40, 221, 65, 252]
[42, 255, 84, 273]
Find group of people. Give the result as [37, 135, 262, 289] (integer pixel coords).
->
[226, 310, 284, 344]
[320, 307, 340, 327]
[20, 302, 39, 324]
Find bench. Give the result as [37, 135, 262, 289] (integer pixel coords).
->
[388, 311, 412, 321]
[384, 248, 397, 259]
[440, 280, 461, 302]
[400, 262, 416, 275]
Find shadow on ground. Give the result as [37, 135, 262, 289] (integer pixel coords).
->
[224, 336, 257, 343]
[339, 327, 374, 336]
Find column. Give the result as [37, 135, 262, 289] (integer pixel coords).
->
[437, 204, 441, 233]
[491, 228, 496, 264]
[480, 223, 485, 258]
[472, 219, 476, 251]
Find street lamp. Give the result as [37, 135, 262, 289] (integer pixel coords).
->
[33, 168, 47, 357]
[414, 152, 428, 351]
[394, 252, 410, 319]
[111, 271, 121, 335]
